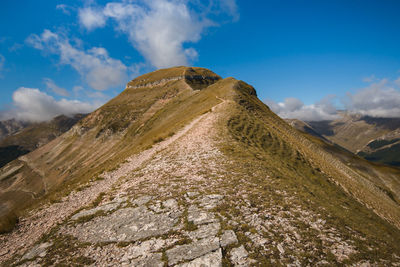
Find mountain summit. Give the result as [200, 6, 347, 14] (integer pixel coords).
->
[1, 67, 400, 265]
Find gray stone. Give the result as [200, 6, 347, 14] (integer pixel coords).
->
[132, 195, 153, 206]
[186, 192, 199, 198]
[21, 242, 52, 261]
[123, 238, 169, 260]
[129, 253, 164, 267]
[187, 222, 220, 240]
[176, 249, 222, 267]
[70, 206, 182, 242]
[277, 243, 285, 254]
[220, 230, 238, 247]
[163, 199, 178, 210]
[198, 195, 224, 210]
[71, 202, 120, 221]
[166, 237, 220, 265]
[230, 245, 249, 267]
[188, 206, 218, 225]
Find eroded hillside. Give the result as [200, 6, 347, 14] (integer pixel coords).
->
[1, 67, 400, 266]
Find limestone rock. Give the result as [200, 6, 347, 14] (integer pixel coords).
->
[176, 249, 222, 267]
[220, 230, 238, 248]
[68, 206, 182, 242]
[230, 245, 249, 267]
[187, 222, 220, 240]
[188, 206, 218, 225]
[166, 237, 220, 265]
[21, 242, 52, 261]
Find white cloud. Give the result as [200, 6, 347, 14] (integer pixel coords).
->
[265, 96, 339, 121]
[219, 0, 240, 21]
[78, 7, 106, 30]
[395, 77, 400, 87]
[26, 30, 128, 90]
[56, 4, 72, 15]
[43, 78, 69, 97]
[345, 78, 400, 118]
[1, 87, 100, 122]
[266, 76, 400, 121]
[78, 0, 237, 68]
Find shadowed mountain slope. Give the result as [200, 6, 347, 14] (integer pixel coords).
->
[0, 119, 30, 141]
[1, 67, 400, 266]
[0, 114, 85, 169]
[293, 113, 400, 167]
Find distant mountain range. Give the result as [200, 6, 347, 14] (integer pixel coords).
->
[287, 112, 400, 167]
[0, 114, 86, 168]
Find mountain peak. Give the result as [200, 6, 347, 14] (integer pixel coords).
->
[127, 66, 222, 90]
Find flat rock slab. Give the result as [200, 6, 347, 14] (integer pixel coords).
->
[198, 194, 223, 210]
[69, 206, 182, 243]
[188, 206, 218, 225]
[127, 253, 164, 267]
[176, 249, 222, 267]
[230, 245, 249, 267]
[70, 202, 120, 221]
[21, 242, 52, 261]
[166, 237, 220, 265]
[187, 222, 220, 240]
[220, 230, 238, 248]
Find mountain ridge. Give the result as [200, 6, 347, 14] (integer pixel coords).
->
[1, 67, 400, 265]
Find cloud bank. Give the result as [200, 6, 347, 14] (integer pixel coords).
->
[0, 87, 100, 122]
[345, 79, 400, 118]
[26, 30, 128, 90]
[265, 97, 339, 121]
[266, 77, 400, 121]
[78, 0, 237, 68]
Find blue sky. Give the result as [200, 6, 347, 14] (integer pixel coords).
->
[1, 0, 400, 121]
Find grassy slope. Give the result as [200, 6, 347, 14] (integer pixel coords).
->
[214, 81, 400, 261]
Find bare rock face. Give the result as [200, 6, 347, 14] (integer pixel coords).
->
[21, 242, 52, 261]
[230, 245, 249, 267]
[67, 205, 182, 243]
[175, 249, 223, 267]
[166, 237, 220, 265]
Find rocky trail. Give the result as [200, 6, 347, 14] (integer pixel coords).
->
[1, 100, 399, 266]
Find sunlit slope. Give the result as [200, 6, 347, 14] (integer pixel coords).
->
[0, 66, 222, 231]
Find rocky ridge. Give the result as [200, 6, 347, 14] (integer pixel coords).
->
[1, 67, 400, 266]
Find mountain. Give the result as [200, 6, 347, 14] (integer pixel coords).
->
[1, 67, 400, 266]
[299, 113, 400, 167]
[0, 114, 86, 169]
[0, 119, 30, 141]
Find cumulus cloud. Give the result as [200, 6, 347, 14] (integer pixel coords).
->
[43, 78, 69, 97]
[265, 96, 339, 121]
[345, 78, 400, 118]
[266, 76, 400, 121]
[0, 87, 100, 122]
[26, 30, 128, 90]
[78, 0, 237, 68]
[79, 7, 106, 30]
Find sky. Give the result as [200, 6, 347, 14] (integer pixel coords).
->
[1, 0, 400, 121]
